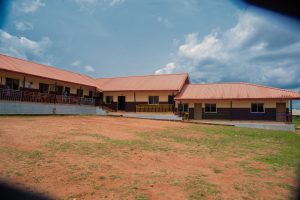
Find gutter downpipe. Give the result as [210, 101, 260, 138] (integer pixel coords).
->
[134, 92, 136, 112]
[230, 101, 233, 121]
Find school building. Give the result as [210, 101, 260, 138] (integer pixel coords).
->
[1, 53, 300, 122]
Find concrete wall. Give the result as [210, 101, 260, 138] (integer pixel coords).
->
[0, 101, 106, 115]
[0, 70, 95, 96]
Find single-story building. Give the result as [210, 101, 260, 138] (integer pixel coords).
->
[95, 74, 189, 112]
[175, 83, 300, 122]
[1, 53, 300, 121]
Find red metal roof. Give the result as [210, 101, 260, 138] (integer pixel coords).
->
[95, 73, 189, 92]
[0, 54, 98, 88]
[175, 83, 300, 101]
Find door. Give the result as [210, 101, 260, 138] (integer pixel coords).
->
[194, 103, 202, 120]
[64, 87, 70, 96]
[118, 96, 126, 110]
[55, 85, 63, 95]
[168, 95, 175, 104]
[276, 103, 286, 122]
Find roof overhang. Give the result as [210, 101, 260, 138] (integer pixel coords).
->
[0, 69, 99, 90]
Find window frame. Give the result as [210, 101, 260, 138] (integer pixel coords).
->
[250, 103, 265, 113]
[148, 96, 159, 105]
[39, 83, 49, 93]
[204, 103, 217, 113]
[183, 103, 189, 113]
[105, 96, 113, 104]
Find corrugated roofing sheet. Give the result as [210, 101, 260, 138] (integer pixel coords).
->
[175, 83, 300, 100]
[0, 54, 98, 88]
[95, 73, 189, 92]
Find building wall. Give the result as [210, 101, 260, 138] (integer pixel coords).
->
[0, 70, 95, 96]
[103, 91, 177, 111]
[176, 100, 289, 120]
[0, 101, 106, 115]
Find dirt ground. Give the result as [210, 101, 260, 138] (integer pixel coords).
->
[0, 116, 299, 200]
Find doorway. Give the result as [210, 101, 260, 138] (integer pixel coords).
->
[118, 96, 126, 111]
[276, 103, 286, 122]
[194, 103, 202, 120]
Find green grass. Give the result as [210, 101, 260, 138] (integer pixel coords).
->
[293, 116, 300, 128]
[185, 175, 220, 200]
[188, 125, 300, 169]
[0, 147, 43, 165]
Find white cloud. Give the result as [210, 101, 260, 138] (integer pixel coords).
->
[19, 0, 45, 13]
[109, 0, 124, 6]
[155, 11, 300, 90]
[84, 65, 95, 72]
[0, 30, 52, 63]
[155, 62, 176, 74]
[71, 60, 81, 67]
[157, 17, 172, 28]
[15, 21, 34, 31]
[73, 0, 124, 11]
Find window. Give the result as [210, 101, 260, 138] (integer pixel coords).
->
[205, 104, 217, 113]
[148, 96, 159, 104]
[55, 85, 63, 95]
[106, 96, 113, 104]
[183, 104, 189, 112]
[64, 87, 70, 96]
[39, 83, 49, 93]
[251, 103, 264, 113]
[77, 89, 83, 97]
[88, 91, 93, 98]
[6, 78, 19, 90]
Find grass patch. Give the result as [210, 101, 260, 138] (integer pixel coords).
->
[135, 194, 149, 200]
[0, 147, 43, 165]
[46, 140, 110, 156]
[293, 116, 300, 128]
[189, 125, 300, 169]
[185, 175, 220, 200]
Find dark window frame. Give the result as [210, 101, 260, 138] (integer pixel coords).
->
[183, 104, 189, 112]
[148, 96, 159, 104]
[6, 78, 20, 90]
[39, 83, 49, 93]
[251, 103, 265, 113]
[105, 96, 113, 104]
[204, 103, 217, 113]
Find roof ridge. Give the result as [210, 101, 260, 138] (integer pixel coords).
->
[95, 73, 188, 80]
[0, 53, 95, 81]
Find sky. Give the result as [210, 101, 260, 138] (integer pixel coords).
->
[0, 0, 300, 107]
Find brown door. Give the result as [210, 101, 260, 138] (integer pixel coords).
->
[276, 103, 286, 122]
[194, 103, 202, 120]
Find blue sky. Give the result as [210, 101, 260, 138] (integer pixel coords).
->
[0, 0, 300, 99]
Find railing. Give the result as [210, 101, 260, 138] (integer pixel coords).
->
[136, 104, 174, 112]
[0, 88, 95, 106]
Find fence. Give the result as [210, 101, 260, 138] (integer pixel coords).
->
[136, 104, 174, 112]
[0, 88, 95, 106]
